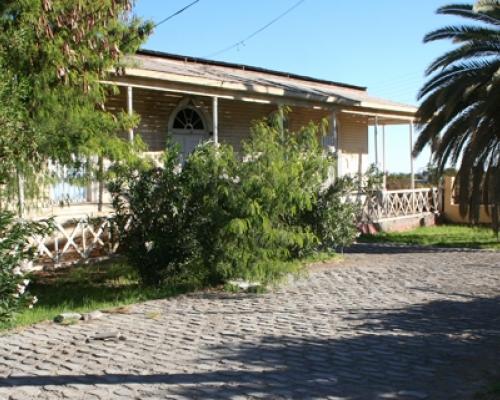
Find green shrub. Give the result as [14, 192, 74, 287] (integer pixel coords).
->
[109, 145, 200, 286]
[304, 177, 360, 252]
[181, 121, 328, 283]
[180, 142, 241, 283]
[0, 211, 48, 323]
[111, 119, 359, 286]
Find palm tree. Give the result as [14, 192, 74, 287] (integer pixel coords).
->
[414, 1, 499, 232]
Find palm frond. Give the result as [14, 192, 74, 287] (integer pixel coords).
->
[426, 41, 500, 74]
[419, 59, 499, 99]
[415, 2, 500, 232]
[437, 3, 500, 25]
[473, 0, 500, 20]
[424, 25, 500, 43]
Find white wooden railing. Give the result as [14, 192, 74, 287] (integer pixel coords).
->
[46, 161, 88, 205]
[27, 188, 440, 267]
[31, 216, 119, 266]
[361, 188, 439, 222]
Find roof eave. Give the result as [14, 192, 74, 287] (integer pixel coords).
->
[113, 67, 417, 118]
[136, 49, 368, 92]
[121, 67, 358, 106]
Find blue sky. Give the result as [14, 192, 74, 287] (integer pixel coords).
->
[133, 0, 465, 173]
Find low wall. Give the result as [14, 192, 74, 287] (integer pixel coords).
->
[375, 212, 436, 233]
[442, 177, 493, 224]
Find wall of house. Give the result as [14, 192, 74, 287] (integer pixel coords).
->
[219, 101, 339, 151]
[106, 88, 272, 151]
[106, 87, 370, 177]
[338, 115, 369, 177]
[218, 99, 274, 151]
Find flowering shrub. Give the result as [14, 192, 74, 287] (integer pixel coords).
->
[0, 211, 47, 323]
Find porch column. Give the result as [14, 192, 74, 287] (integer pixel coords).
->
[16, 170, 25, 218]
[97, 156, 104, 212]
[374, 115, 379, 168]
[325, 110, 338, 184]
[332, 111, 342, 177]
[212, 97, 219, 144]
[323, 110, 338, 151]
[409, 121, 415, 190]
[382, 124, 387, 189]
[127, 85, 134, 142]
[279, 106, 285, 138]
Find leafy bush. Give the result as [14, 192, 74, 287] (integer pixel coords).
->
[0, 211, 48, 323]
[109, 146, 200, 286]
[303, 177, 360, 252]
[182, 121, 329, 283]
[111, 119, 359, 286]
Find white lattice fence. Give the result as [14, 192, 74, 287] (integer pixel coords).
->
[362, 188, 439, 222]
[31, 216, 119, 266]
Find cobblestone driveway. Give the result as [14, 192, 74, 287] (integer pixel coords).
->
[1, 244, 499, 399]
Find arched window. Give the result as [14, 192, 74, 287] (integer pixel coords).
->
[172, 107, 206, 131]
[168, 100, 211, 162]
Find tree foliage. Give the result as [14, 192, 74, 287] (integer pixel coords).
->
[414, 1, 500, 232]
[0, 0, 153, 321]
[0, 0, 153, 205]
[0, 212, 49, 323]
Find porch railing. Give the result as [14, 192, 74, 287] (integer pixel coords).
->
[361, 188, 439, 222]
[47, 161, 88, 206]
[32, 216, 119, 266]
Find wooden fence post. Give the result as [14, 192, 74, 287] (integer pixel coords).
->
[16, 169, 25, 218]
[97, 157, 104, 212]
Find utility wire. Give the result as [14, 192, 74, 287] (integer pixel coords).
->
[205, 0, 306, 58]
[154, 0, 201, 28]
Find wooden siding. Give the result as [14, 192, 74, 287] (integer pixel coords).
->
[338, 115, 369, 176]
[288, 107, 329, 132]
[218, 99, 274, 150]
[105, 86, 129, 142]
[106, 88, 370, 177]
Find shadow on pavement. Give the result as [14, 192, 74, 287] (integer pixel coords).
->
[2, 295, 499, 399]
[345, 242, 494, 254]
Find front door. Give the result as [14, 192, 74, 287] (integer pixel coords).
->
[172, 133, 206, 162]
[169, 104, 209, 162]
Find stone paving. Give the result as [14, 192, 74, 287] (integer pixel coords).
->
[0, 244, 499, 399]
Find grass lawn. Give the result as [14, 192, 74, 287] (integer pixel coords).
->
[0, 260, 203, 332]
[1, 252, 340, 332]
[360, 224, 500, 250]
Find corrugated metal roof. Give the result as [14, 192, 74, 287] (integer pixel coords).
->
[128, 49, 416, 115]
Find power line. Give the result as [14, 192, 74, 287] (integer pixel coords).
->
[204, 0, 306, 58]
[154, 0, 201, 28]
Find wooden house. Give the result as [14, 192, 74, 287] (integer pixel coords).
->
[30, 50, 440, 265]
[105, 49, 417, 180]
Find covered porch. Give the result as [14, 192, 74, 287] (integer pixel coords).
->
[16, 51, 440, 265]
[26, 87, 429, 218]
[361, 112, 439, 228]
